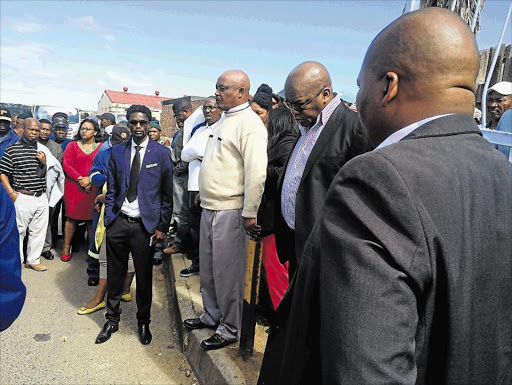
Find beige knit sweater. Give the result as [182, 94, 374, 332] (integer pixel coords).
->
[199, 103, 268, 218]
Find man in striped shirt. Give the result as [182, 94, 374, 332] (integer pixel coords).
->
[0, 118, 49, 272]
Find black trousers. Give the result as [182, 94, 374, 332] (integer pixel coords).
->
[105, 215, 153, 325]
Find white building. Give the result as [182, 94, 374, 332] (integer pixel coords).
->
[97, 87, 169, 121]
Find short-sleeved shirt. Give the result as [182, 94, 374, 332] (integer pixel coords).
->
[0, 138, 47, 193]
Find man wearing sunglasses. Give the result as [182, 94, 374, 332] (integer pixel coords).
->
[96, 104, 173, 345]
[276, 61, 372, 280]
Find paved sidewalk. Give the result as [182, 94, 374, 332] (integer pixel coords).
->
[0, 246, 198, 385]
[166, 253, 267, 385]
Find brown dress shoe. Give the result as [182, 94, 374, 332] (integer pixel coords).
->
[26, 263, 47, 272]
[163, 245, 183, 255]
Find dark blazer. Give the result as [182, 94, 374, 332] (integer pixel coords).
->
[104, 139, 173, 234]
[258, 132, 299, 236]
[274, 102, 372, 275]
[259, 115, 512, 385]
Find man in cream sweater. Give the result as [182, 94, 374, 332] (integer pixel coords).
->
[183, 70, 268, 350]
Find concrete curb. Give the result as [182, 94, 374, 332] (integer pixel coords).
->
[165, 253, 262, 385]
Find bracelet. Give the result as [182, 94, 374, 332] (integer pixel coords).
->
[9, 190, 16, 195]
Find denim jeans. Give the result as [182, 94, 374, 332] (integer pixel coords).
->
[172, 173, 191, 251]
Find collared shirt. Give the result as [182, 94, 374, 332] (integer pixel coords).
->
[225, 102, 251, 114]
[121, 136, 149, 218]
[374, 114, 451, 151]
[0, 137, 47, 193]
[281, 95, 341, 229]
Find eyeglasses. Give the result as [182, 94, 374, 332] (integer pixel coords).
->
[129, 120, 148, 126]
[202, 105, 218, 111]
[283, 87, 326, 112]
[80, 127, 95, 132]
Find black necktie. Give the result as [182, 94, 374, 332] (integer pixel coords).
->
[126, 145, 141, 203]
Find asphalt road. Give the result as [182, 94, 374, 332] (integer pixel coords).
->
[0, 244, 198, 385]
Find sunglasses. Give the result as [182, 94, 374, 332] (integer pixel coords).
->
[283, 87, 325, 112]
[129, 120, 148, 126]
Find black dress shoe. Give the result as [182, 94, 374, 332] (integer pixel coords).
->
[183, 318, 211, 330]
[88, 277, 99, 286]
[153, 258, 163, 266]
[200, 333, 235, 350]
[95, 323, 118, 344]
[138, 324, 152, 345]
[41, 251, 54, 260]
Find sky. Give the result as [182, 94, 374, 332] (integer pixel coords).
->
[1, 0, 510, 111]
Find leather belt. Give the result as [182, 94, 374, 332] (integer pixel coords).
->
[16, 189, 44, 197]
[119, 212, 142, 223]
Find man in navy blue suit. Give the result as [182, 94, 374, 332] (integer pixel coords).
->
[95, 105, 173, 345]
[0, 185, 26, 332]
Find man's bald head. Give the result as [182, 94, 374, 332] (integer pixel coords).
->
[356, 7, 479, 147]
[22, 118, 41, 144]
[284, 62, 335, 128]
[285, 61, 332, 98]
[215, 70, 251, 111]
[24, 118, 40, 129]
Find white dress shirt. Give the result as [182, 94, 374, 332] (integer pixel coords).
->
[121, 136, 149, 218]
[182, 120, 219, 191]
[375, 114, 451, 151]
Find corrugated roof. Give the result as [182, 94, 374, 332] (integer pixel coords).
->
[104, 90, 170, 109]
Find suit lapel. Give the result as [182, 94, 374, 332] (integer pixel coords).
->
[123, 141, 131, 188]
[140, 139, 154, 175]
[300, 103, 345, 183]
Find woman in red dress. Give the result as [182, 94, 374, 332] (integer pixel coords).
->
[61, 119, 102, 261]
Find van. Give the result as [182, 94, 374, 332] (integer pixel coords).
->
[33, 105, 80, 139]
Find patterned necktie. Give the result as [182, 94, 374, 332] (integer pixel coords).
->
[126, 145, 141, 203]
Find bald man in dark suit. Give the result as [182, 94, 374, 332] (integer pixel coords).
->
[259, 8, 512, 385]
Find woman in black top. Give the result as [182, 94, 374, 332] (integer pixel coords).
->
[257, 106, 299, 310]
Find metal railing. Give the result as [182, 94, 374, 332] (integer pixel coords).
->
[480, 2, 512, 127]
[480, 128, 512, 162]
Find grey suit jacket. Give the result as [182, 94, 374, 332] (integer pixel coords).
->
[259, 114, 512, 385]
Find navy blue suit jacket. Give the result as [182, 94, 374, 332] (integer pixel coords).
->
[0, 185, 26, 332]
[104, 139, 173, 234]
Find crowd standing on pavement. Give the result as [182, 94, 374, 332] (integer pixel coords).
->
[0, 6, 511, 384]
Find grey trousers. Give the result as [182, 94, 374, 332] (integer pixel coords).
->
[199, 208, 248, 341]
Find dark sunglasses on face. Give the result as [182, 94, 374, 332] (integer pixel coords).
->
[129, 120, 148, 126]
[283, 87, 326, 112]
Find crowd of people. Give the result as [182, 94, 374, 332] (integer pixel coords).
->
[1, 7, 511, 384]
